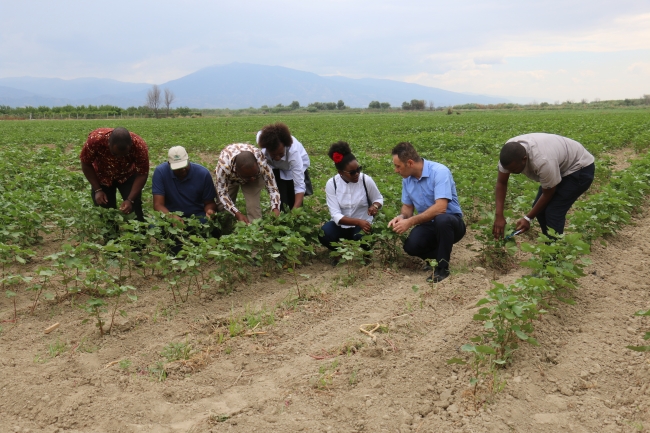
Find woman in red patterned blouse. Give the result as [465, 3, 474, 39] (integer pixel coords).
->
[79, 127, 149, 221]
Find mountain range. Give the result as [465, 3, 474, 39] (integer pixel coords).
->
[0, 63, 519, 109]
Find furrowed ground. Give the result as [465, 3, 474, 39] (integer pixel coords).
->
[1, 110, 649, 433]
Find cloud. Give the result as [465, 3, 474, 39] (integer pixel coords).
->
[474, 56, 505, 66]
[628, 62, 650, 75]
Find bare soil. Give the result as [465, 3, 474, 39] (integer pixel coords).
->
[1, 208, 649, 433]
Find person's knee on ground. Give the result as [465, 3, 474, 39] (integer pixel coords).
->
[318, 221, 341, 251]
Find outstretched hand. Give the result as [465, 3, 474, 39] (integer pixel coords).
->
[492, 215, 506, 239]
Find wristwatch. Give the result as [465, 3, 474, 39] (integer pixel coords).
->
[523, 215, 532, 223]
[372, 203, 381, 210]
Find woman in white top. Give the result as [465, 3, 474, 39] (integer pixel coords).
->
[319, 141, 384, 254]
[257, 123, 312, 212]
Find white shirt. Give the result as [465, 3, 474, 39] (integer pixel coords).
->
[256, 132, 311, 194]
[498, 133, 594, 189]
[325, 174, 384, 228]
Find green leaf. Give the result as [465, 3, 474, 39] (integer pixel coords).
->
[446, 357, 467, 365]
[475, 298, 490, 306]
[626, 345, 650, 352]
[514, 330, 528, 340]
[475, 345, 497, 355]
[556, 296, 576, 305]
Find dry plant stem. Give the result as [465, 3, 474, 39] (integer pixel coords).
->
[107, 295, 122, 335]
[30, 287, 43, 315]
[104, 360, 120, 369]
[384, 337, 398, 352]
[359, 323, 381, 341]
[232, 370, 244, 386]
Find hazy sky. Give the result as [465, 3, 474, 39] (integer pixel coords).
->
[1, 0, 649, 101]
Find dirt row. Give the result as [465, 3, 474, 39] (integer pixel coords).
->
[1, 206, 649, 433]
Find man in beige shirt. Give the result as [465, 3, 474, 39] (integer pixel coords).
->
[493, 133, 595, 239]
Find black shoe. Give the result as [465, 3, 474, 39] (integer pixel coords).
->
[423, 263, 433, 272]
[427, 268, 450, 283]
[330, 256, 340, 267]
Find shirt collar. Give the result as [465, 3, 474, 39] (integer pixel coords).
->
[416, 159, 430, 180]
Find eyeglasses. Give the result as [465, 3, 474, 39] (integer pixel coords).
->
[342, 166, 363, 176]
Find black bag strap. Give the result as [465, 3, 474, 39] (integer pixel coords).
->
[332, 174, 371, 207]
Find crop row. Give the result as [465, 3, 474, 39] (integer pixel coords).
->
[453, 149, 650, 396]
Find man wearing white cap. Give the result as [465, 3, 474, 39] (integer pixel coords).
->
[152, 146, 218, 223]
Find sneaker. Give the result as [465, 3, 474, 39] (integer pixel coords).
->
[422, 263, 433, 272]
[427, 268, 450, 283]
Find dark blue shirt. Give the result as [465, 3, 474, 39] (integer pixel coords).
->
[152, 162, 217, 217]
[401, 159, 463, 218]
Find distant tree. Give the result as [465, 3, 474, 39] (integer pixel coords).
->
[290, 101, 300, 110]
[402, 101, 412, 110]
[428, 100, 435, 110]
[325, 102, 337, 110]
[380, 102, 391, 109]
[163, 88, 175, 116]
[410, 99, 426, 110]
[146, 85, 162, 117]
[643, 95, 650, 105]
[368, 101, 381, 109]
[337, 100, 346, 110]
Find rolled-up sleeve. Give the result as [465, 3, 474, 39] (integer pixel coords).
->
[325, 179, 344, 225]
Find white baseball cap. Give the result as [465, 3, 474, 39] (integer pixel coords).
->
[168, 146, 189, 170]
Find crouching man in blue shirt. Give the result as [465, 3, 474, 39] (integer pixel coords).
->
[388, 142, 466, 283]
[152, 146, 220, 253]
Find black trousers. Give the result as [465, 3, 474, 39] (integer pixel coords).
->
[273, 169, 313, 212]
[532, 163, 595, 236]
[318, 221, 368, 251]
[403, 213, 466, 271]
[91, 173, 144, 222]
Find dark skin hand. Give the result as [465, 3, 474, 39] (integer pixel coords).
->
[493, 166, 557, 239]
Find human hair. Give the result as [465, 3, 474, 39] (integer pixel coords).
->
[235, 151, 258, 171]
[499, 142, 527, 167]
[108, 127, 133, 152]
[391, 142, 421, 163]
[328, 141, 356, 171]
[258, 123, 293, 153]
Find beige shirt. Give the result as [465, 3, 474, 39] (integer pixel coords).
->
[498, 133, 595, 189]
[215, 143, 281, 215]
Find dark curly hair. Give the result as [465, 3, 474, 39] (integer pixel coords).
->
[328, 141, 356, 171]
[257, 123, 294, 152]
